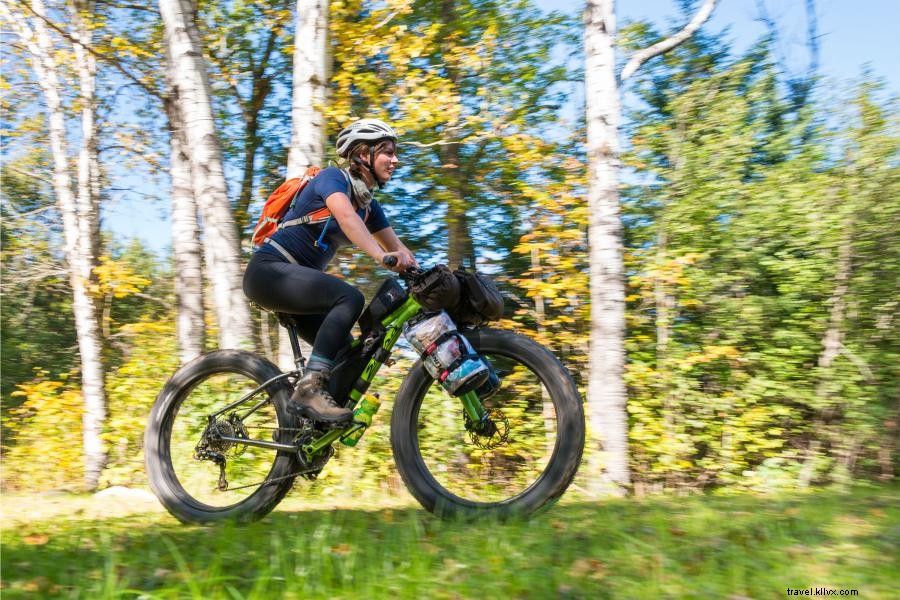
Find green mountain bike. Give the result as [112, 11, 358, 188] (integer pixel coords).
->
[145, 264, 585, 523]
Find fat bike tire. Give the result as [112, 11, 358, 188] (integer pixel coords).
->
[391, 328, 585, 519]
[145, 349, 297, 524]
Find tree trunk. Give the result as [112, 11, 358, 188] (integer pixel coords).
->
[442, 143, 474, 269]
[70, 0, 107, 488]
[159, 0, 253, 350]
[583, 0, 630, 495]
[287, 0, 329, 177]
[799, 228, 853, 487]
[6, 0, 109, 489]
[278, 0, 329, 371]
[235, 115, 262, 231]
[438, 0, 475, 270]
[232, 28, 278, 231]
[582, 0, 716, 496]
[164, 88, 206, 363]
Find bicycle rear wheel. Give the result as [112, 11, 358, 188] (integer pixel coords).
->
[145, 350, 298, 524]
[391, 328, 584, 519]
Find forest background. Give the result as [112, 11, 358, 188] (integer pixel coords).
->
[1, 0, 898, 502]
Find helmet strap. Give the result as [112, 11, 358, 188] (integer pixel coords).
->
[352, 146, 386, 189]
[368, 145, 388, 189]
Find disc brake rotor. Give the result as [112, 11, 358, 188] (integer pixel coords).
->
[466, 408, 510, 449]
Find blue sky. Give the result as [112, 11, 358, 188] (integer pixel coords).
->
[538, 0, 899, 87]
[104, 0, 899, 254]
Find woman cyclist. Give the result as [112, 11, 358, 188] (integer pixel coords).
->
[243, 119, 418, 424]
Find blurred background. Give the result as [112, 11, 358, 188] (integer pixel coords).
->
[1, 0, 897, 503]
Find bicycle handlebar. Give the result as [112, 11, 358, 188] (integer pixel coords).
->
[382, 255, 425, 280]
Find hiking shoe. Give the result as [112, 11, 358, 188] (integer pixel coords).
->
[287, 369, 352, 424]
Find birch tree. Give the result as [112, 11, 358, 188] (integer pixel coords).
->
[159, 0, 253, 350]
[3, 0, 108, 488]
[70, 0, 107, 486]
[163, 83, 206, 363]
[288, 0, 329, 176]
[19, 1, 210, 364]
[272, 0, 331, 369]
[104, 5, 207, 363]
[583, 0, 716, 494]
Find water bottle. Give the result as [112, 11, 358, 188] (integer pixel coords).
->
[340, 393, 381, 447]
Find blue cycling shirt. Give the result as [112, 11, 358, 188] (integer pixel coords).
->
[257, 167, 390, 270]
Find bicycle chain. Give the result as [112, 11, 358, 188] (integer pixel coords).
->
[216, 464, 323, 492]
[208, 423, 327, 492]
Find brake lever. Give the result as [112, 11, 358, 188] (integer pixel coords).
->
[382, 256, 424, 281]
[402, 266, 425, 280]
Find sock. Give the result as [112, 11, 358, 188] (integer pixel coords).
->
[306, 353, 334, 374]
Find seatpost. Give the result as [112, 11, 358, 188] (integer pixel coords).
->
[288, 325, 306, 372]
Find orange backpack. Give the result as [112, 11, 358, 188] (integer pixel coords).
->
[251, 166, 322, 246]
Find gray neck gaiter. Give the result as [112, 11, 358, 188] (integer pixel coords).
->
[347, 169, 374, 211]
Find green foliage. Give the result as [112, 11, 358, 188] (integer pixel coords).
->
[0, 152, 77, 403]
[1, 223, 174, 490]
[621, 34, 900, 490]
[328, 0, 578, 263]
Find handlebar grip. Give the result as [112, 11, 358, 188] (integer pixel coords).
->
[383, 255, 398, 268]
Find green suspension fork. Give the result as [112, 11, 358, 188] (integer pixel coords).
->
[460, 390, 487, 422]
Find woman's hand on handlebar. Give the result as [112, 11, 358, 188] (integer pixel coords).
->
[381, 250, 418, 274]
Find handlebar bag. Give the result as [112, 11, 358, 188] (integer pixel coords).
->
[408, 264, 461, 313]
[452, 268, 504, 326]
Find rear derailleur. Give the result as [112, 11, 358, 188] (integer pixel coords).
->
[194, 413, 248, 491]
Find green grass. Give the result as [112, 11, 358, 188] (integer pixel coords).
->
[2, 486, 897, 599]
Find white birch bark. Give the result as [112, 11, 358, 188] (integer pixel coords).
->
[4, 0, 108, 489]
[280, 0, 329, 370]
[583, 0, 716, 495]
[159, 0, 253, 350]
[165, 97, 206, 362]
[278, 326, 301, 372]
[163, 36, 205, 363]
[287, 0, 329, 177]
[799, 216, 853, 487]
[619, 0, 717, 81]
[170, 130, 206, 363]
[70, 0, 107, 488]
[584, 0, 630, 495]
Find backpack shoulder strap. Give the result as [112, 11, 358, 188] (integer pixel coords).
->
[278, 168, 356, 230]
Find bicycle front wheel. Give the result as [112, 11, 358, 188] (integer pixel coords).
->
[145, 350, 298, 524]
[391, 328, 585, 519]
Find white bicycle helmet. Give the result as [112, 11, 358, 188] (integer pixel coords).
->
[336, 118, 398, 158]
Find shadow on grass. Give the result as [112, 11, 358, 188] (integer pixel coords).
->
[2, 486, 898, 598]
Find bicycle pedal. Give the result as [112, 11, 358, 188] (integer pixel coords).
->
[317, 418, 352, 431]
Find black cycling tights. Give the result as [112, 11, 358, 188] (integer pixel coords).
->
[243, 252, 364, 363]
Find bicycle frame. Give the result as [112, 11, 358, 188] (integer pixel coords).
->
[209, 286, 489, 458]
